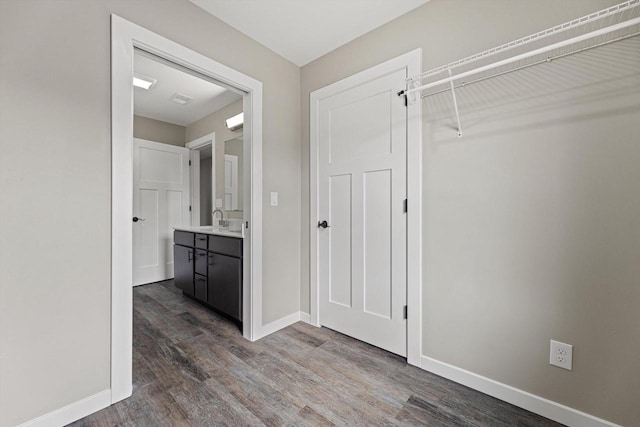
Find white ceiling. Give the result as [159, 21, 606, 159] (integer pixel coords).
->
[189, 0, 429, 66]
[134, 51, 242, 127]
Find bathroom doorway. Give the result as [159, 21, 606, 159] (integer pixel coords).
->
[111, 15, 264, 404]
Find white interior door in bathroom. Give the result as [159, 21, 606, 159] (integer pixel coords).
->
[133, 138, 191, 286]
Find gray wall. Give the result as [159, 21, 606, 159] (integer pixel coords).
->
[0, 0, 300, 425]
[133, 115, 186, 146]
[300, 0, 640, 425]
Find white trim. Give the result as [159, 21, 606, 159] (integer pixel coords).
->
[309, 49, 422, 365]
[255, 311, 304, 339]
[111, 14, 263, 406]
[190, 149, 201, 226]
[404, 49, 423, 367]
[420, 356, 620, 427]
[299, 312, 311, 324]
[241, 90, 264, 342]
[185, 131, 216, 150]
[18, 389, 111, 427]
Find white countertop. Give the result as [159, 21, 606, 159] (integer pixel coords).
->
[174, 225, 244, 239]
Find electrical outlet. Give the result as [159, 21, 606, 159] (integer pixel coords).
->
[550, 340, 573, 370]
[270, 191, 278, 206]
[215, 198, 223, 208]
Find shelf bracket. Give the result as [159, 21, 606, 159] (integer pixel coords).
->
[398, 80, 419, 106]
[407, 79, 418, 105]
[448, 68, 463, 138]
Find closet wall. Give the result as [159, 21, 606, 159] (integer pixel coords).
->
[300, 0, 639, 425]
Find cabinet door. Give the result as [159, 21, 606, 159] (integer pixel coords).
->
[174, 245, 194, 295]
[207, 253, 242, 321]
[194, 274, 207, 301]
[194, 249, 208, 276]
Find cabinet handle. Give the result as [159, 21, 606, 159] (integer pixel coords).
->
[188, 251, 193, 262]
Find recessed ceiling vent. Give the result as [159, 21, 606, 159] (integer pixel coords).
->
[169, 92, 193, 105]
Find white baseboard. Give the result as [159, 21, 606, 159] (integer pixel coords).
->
[420, 356, 619, 427]
[299, 312, 311, 324]
[255, 311, 304, 339]
[19, 389, 111, 427]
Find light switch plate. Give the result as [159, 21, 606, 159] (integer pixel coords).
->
[270, 192, 278, 206]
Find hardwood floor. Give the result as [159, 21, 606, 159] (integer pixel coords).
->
[71, 280, 561, 426]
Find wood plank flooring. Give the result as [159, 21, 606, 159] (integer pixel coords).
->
[70, 280, 562, 426]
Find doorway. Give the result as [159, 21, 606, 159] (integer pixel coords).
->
[131, 48, 244, 284]
[111, 15, 264, 404]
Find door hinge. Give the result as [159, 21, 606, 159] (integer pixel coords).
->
[403, 305, 408, 319]
[189, 160, 191, 166]
[403, 199, 408, 213]
[189, 205, 192, 212]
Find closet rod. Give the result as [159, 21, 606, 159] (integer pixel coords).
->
[402, 16, 640, 98]
[421, 30, 640, 99]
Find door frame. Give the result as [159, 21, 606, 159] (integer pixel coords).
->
[111, 15, 263, 404]
[309, 49, 423, 366]
[186, 132, 217, 226]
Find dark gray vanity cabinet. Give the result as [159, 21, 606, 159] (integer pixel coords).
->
[173, 230, 242, 324]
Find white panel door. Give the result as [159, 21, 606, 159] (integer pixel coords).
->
[224, 154, 238, 211]
[133, 138, 191, 286]
[317, 68, 407, 356]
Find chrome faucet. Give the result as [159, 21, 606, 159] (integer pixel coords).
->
[212, 209, 228, 227]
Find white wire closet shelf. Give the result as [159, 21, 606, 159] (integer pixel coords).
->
[400, 0, 640, 137]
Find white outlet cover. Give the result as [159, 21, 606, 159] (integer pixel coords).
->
[550, 340, 573, 370]
[270, 191, 278, 206]
[215, 198, 223, 208]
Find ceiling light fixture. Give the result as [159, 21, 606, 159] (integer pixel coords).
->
[132, 73, 156, 90]
[225, 112, 244, 131]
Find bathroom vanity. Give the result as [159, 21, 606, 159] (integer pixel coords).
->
[173, 226, 243, 325]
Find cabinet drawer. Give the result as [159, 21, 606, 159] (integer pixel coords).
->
[195, 233, 208, 249]
[194, 249, 208, 276]
[208, 235, 242, 258]
[174, 231, 194, 247]
[194, 274, 207, 301]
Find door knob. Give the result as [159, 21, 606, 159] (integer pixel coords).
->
[318, 220, 330, 229]
[132, 217, 146, 222]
